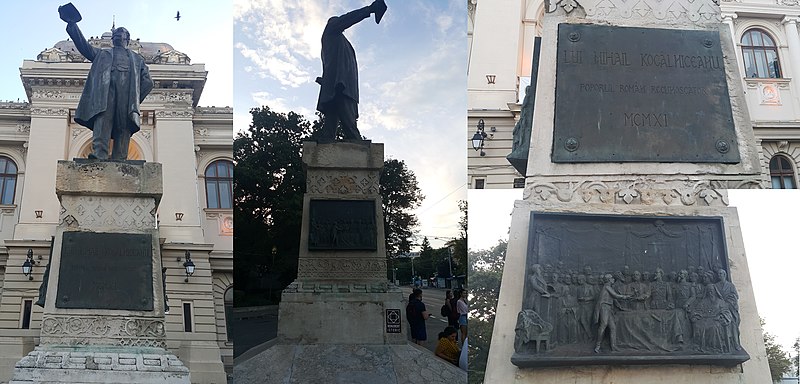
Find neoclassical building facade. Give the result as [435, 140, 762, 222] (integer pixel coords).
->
[0, 32, 233, 382]
[467, 0, 800, 189]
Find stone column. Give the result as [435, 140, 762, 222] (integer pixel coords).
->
[783, 17, 800, 78]
[467, 0, 525, 109]
[782, 17, 800, 112]
[14, 107, 70, 241]
[153, 94, 203, 244]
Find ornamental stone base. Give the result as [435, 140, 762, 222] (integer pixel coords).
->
[11, 346, 189, 383]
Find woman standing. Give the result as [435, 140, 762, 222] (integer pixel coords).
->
[456, 289, 468, 345]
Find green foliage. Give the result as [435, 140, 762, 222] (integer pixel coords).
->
[234, 107, 313, 304]
[468, 240, 507, 384]
[762, 320, 792, 383]
[447, 200, 468, 278]
[381, 159, 424, 259]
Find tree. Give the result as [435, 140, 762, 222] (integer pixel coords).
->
[447, 200, 468, 278]
[468, 240, 507, 384]
[234, 107, 313, 304]
[762, 318, 792, 382]
[381, 159, 424, 259]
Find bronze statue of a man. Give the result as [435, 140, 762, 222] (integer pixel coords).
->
[61, 4, 153, 160]
[315, 0, 386, 142]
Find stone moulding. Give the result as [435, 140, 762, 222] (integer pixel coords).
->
[13, 348, 189, 379]
[296, 257, 387, 281]
[283, 281, 394, 294]
[523, 178, 762, 206]
[572, 0, 722, 23]
[40, 315, 167, 349]
[306, 171, 380, 195]
[59, 196, 155, 230]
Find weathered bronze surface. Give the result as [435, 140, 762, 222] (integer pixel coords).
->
[511, 212, 749, 367]
[308, 200, 377, 250]
[56, 232, 153, 311]
[552, 24, 740, 163]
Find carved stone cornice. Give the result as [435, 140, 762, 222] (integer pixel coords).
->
[523, 178, 762, 207]
[145, 90, 193, 105]
[155, 109, 194, 119]
[296, 258, 387, 280]
[195, 106, 233, 114]
[307, 170, 381, 196]
[29, 107, 68, 117]
[560, 0, 722, 23]
[283, 280, 395, 293]
[40, 315, 167, 348]
[26, 77, 85, 88]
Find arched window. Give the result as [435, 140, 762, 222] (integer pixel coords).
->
[205, 160, 233, 209]
[224, 287, 233, 341]
[769, 155, 796, 189]
[741, 29, 781, 78]
[0, 157, 18, 205]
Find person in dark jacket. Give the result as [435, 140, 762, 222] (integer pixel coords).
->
[316, 0, 386, 142]
[65, 16, 153, 160]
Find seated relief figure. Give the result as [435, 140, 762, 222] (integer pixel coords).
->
[688, 283, 733, 353]
[515, 264, 553, 353]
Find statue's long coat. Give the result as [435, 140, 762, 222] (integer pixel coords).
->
[315, 6, 371, 112]
[66, 23, 153, 133]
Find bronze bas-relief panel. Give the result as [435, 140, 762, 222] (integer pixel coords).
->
[56, 232, 153, 311]
[308, 200, 377, 251]
[552, 24, 740, 163]
[511, 213, 749, 367]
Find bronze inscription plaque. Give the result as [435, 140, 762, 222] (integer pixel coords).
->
[308, 200, 377, 250]
[56, 232, 153, 311]
[552, 24, 740, 163]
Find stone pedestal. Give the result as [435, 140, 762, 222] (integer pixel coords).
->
[483, 0, 772, 380]
[278, 141, 405, 345]
[11, 160, 189, 383]
[240, 142, 465, 383]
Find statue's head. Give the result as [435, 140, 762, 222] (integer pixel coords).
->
[112, 27, 130, 47]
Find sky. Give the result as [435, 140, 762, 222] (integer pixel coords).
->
[0, 0, 232, 108]
[468, 188, 800, 355]
[233, 0, 468, 249]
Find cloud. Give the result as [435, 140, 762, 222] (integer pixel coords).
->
[251, 91, 314, 120]
[234, 0, 336, 87]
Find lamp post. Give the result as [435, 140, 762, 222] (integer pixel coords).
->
[22, 249, 34, 281]
[183, 250, 195, 282]
[472, 119, 487, 156]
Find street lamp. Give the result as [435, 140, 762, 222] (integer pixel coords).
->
[22, 249, 34, 281]
[182, 250, 195, 282]
[472, 119, 487, 155]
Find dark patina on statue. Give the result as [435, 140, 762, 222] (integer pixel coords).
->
[60, 3, 153, 160]
[512, 212, 749, 367]
[315, 0, 387, 143]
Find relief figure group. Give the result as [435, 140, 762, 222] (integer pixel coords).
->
[515, 264, 742, 355]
